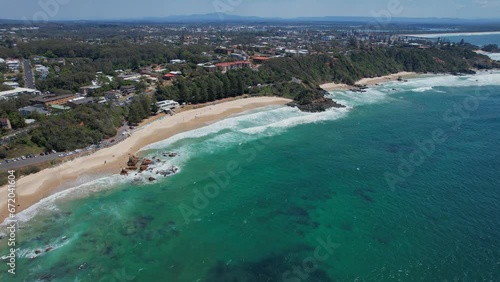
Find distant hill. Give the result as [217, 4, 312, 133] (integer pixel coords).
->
[1, 13, 500, 25]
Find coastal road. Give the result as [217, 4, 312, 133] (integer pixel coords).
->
[23, 59, 36, 89]
[0, 124, 132, 171]
[0, 153, 61, 171]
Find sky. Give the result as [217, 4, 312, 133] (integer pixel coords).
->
[2, 0, 500, 21]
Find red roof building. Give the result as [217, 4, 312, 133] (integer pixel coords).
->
[252, 56, 271, 64]
[215, 61, 252, 73]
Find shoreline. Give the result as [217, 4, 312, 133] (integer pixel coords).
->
[403, 31, 500, 38]
[320, 71, 418, 91]
[0, 96, 292, 223]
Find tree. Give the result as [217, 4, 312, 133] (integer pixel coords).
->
[8, 111, 26, 129]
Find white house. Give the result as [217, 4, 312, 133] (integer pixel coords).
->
[5, 59, 20, 70]
[156, 100, 179, 112]
[35, 64, 50, 79]
[0, 88, 41, 100]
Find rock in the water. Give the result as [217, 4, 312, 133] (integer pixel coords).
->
[127, 155, 140, 167]
[288, 97, 345, 112]
[120, 169, 128, 176]
[148, 177, 156, 182]
[34, 249, 42, 255]
[141, 158, 153, 166]
[45, 247, 53, 253]
[140, 165, 149, 172]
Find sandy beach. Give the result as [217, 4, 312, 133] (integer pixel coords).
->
[320, 71, 418, 91]
[0, 96, 291, 223]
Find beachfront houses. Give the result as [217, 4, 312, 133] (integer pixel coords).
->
[156, 100, 180, 113]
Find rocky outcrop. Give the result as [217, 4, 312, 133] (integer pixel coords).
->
[140, 165, 149, 172]
[141, 158, 153, 166]
[288, 97, 345, 113]
[148, 177, 156, 182]
[120, 169, 128, 176]
[127, 155, 140, 167]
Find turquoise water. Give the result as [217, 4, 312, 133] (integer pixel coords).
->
[417, 32, 500, 46]
[440, 33, 500, 46]
[1, 72, 500, 281]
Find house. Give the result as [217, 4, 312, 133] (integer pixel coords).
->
[3, 81, 19, 88]
[50, 104, 71, 112]
[5, 59, 20, 71]
[35, 64, 50, 79]
[120, 85, 136, 95]
[118, 73, 142, 81]
[215, 47, 233, 55]
[0, 118, 12, 130]
[252, 56, 271, 64]
[0, 88, 41, 100]
[80, 85, 101, 96]
[164, 73, 177, 80]
[67, 97, 95, 108]
[104, 91, 122, 100]
[230, 53, 247, 61]
[30, 94, 78, 107]
[215, 61, 252, 73]
[170, 59, 186, 64]
[18, 105, 49, 116]
[163, 71, 182, 80]
[156, 100, 179, 112]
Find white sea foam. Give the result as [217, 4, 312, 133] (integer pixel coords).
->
[1, 176, 128, 225]
[240, 107, 349, 134]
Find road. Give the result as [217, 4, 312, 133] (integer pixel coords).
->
[23, 59, 36, 89]
[0, 153, 62, 171]
[0, 124, 132, 171]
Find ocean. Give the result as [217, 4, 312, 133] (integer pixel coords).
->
[1, 71, 500, 281]
[409, 31, 500, 46]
